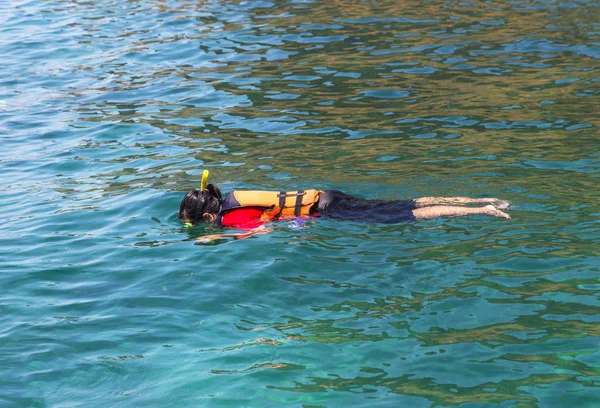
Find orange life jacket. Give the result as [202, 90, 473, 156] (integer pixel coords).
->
[219, 189, 323, 222]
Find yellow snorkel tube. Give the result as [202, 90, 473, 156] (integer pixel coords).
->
[184, 170, 210, 228]
[200, 169, 209, 191]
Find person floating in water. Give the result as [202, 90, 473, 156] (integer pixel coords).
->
[178, 171, 510, 242]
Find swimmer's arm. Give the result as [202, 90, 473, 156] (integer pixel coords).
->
[196, 226, 272, 243]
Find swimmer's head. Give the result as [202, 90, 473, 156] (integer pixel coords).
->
[179, 183, 222, 226]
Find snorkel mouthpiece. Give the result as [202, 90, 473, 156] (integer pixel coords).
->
[200, 169, 209, 191]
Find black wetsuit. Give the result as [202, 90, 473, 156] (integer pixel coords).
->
[315, 190, 417, 224]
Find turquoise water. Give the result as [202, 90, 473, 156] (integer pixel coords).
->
[1, 0, 599, 406]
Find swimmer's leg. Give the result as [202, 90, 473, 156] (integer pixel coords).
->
[413, 205, 510, 220]
[415, 197, 510, 209]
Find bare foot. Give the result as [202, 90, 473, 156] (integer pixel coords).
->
[490, 199, 510, 210]
[484, 205, 511, 219]
[478, 198, 510, 209]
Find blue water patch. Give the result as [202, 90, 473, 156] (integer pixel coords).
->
[359, 89, 410, 99]
[377, 156, 400, 162]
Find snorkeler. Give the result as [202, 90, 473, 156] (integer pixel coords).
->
[178, 171, 510, 240]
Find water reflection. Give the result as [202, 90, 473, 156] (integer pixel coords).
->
[1, 0, 599, 406]
[58, 3, 598, 195]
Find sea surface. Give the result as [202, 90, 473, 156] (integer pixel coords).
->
[1, 1, 599, 407]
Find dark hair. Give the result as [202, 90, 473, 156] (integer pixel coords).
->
[178, 183, 222, 225]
